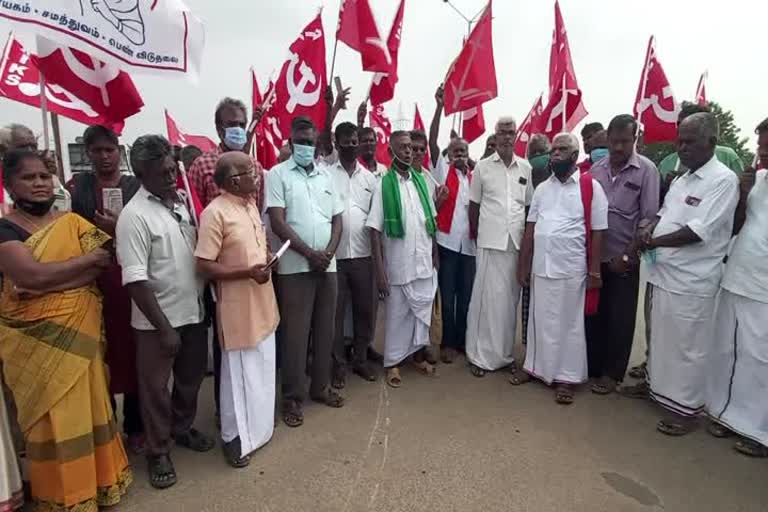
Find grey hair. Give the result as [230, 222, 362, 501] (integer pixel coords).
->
[495, 116, 517, 131]
[0, 128, 11, 150]
[527, 133, 551, 157]
[682, 112, 719, 144]
[214, 97, 248, 127]
[130, 135, 172, 177]
[553, 132, 580, 153]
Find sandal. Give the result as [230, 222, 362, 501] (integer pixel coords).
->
[332, 364, 346, 390]
[352, 362, 377, 382]
[619, 381, 649, 399]
[470, 364, 486, 378]
[734, 438, 768, 458]
[413, 360, 437, 377]
[707, 422, 734, 439]
[424, 347, 438, 365]
[282, 401, 304, 428]
[591, 377, 617, 395]
[508, 370, 531, 386]
[174, 428, 215, 452]
[386, 368, 402, 388]
[311, 389, 345, 408]
[656, 419, 693, 437]
[555, 385, 574, 405]
[222, 437, 250, 469]
[628, 363, 647, 380]
[147, 454, 177, 490]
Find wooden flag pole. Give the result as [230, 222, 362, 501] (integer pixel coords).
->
[50, 113, 65, 183]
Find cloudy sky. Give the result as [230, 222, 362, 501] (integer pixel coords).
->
[1, 0, 766, 172]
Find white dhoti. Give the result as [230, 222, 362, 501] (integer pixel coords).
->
[523, 275, 587, 385]
[707, 289, 768, 446]
[465, 247, 520, 371]
[0, 387, 23, 512]
[648, 285, 716, 417]
[220, 333, 276, 458]
[384, 273, 437, 367]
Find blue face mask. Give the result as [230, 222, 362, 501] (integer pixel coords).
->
[292, 144, 315, 167]
[590, 148, 609, 163]
[224, 127, 247, 151]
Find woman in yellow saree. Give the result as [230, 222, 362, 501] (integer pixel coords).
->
[0, 150, 132, 511]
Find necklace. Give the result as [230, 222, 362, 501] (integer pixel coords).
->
[16, 211, 51, 233]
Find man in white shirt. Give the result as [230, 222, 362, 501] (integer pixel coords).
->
[707, 117, 768, 458]
[331, 122, 378, 387]
[514, 133, 608, 405]
[639, 113, 739, 436]
[465, 117, 534, 377]
[367, 131, 438, 388]
[116, 135, 212, 489]
[433, 138, 475, 364]
[358, 126, 388, 178]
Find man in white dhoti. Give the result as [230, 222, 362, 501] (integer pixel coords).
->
[513, 133, 608, 404]
[465, 117, 533, 377]
[639, 113, 739, 436]
[706, 117, 768, 457]
[367, 131, 438, 388]
[195, 152, 280, 467]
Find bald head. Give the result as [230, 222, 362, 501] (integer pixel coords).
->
[214, 151, 257, 195]
[677, 112, 718, 171]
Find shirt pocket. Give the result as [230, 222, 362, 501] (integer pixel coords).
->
[150, 233, 171, 261]
[613, 181, 642, 215]
[314, 182, 334, 220]
[352, 185, 374, 213]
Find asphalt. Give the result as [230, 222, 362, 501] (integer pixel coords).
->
[114, 279, 768, 512]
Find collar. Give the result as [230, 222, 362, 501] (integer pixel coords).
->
[491, 151, 517, 168]
[684, 154, 718, 180]
[616, 152, 641, 172]
[140, 186, 183, 208]
[549, 170, 580, 185]
[221, 191, 255, 207]
[288, 157, 319, 176]
[335, 159, 366, 176]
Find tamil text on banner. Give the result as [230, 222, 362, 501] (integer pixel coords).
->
[0, 0, 204, 77]
[0, 33, 125, 132]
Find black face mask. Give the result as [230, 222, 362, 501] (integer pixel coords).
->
[551, 158, 575, 176]
[338, 145, 358, 161]
[14, 197, 56, 216]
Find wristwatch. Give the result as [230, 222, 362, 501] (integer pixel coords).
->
[622, 254, 630, 263]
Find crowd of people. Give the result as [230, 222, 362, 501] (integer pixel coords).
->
[0, 86, 766, 510]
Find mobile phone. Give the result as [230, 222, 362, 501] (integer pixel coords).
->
[334, 76, 343, 94]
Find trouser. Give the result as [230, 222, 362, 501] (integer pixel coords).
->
[438, 246, 475, 351]
[110, 392, 143, 436]
[277, 272, 338, 405]
[585, 263, 640, 382]
[135, 323, 208, 456]
[204, 287, 221, 415]
[334, 258, 375, 367]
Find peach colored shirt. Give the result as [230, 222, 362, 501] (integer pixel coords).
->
[195, 192, 279, 351]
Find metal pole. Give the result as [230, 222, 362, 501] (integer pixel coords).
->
[50, 113, 65, 182]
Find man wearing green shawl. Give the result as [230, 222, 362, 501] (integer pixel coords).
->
[366, 131, 439, 388]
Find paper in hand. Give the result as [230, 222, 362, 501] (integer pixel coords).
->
[102, 188, 124, 215]
[266, 240, 291, 270]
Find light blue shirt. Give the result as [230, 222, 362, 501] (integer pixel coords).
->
[266, 157, 344, 275]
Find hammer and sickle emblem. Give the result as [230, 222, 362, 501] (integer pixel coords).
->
[636, 85, 678, 124]
[285, 52, 321, 113]
[52, 46, 118, 107]
[18, 81, 99, 117]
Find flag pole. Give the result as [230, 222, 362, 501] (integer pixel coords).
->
[561, 73, 567, 132]
[50, 113, 65, 183]
[39, 73, 50, 150]
[637, 37, 653, 137]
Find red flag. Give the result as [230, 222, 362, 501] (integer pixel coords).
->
[443, 1, 497, 115]
[33, 36, 143, 123]
[337, 0, 392, 73]
[165, 110, 217, 152]
[251, 72, 279, 170]
[633, 36, 679, 144]
[413, 103, 431, 168]
[369, 104, 392, 166]
[369, 0, 405, 105]
[267, 13, 327, 146]
[515, 95, 544, 157]
[0, 34, 125, 133]
[539, 1, 587, 138]
[695, 71, 708, 106]
[462, 105, 485, 144]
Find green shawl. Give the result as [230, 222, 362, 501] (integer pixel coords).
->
[382, 166, 436, 239]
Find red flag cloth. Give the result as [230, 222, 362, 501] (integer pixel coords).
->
[412, 104, 431, 168]
[514, 95, 544, 158]
[443, 1, 497, 115]
[267, 13, 327, 146]
[462, 105, 485, 144]
[369, 104, 392, 166]
[165, 110, 217, 152]
[0, 34, 125, 133]
[251, 73, 279, 170]
[696, 71, 708, 106]
[633, 36, 678, 144]
[539, 1, 587, 138]
[337, 0, 392, 73]
[33, 36, 143, 123]
[369, 0, 405, 105]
